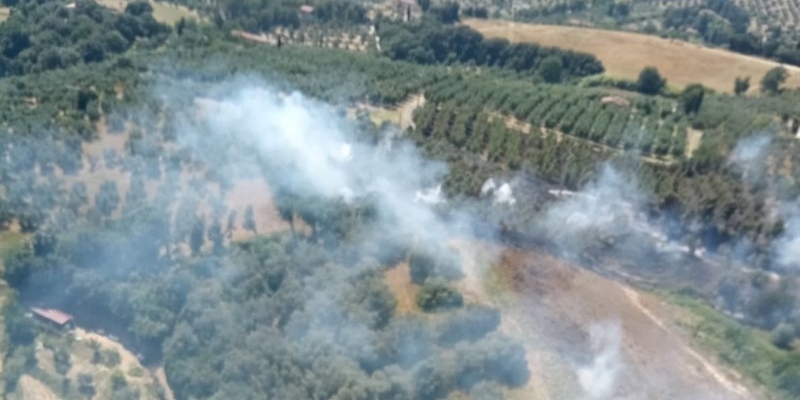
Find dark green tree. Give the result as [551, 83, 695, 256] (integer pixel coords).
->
[680, 84, 705, 114]
[243, 205, 256, 232]
[538, 56, 563, 83]
[760, 66, 788, 94]
[734, 76, 750, 95]
[416, 279, 464, 311]
[637, 66, 666, 95]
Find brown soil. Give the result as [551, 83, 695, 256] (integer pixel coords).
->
[16, 375, 59, 400]
[384, 262, 419, 314]
[452, 240, 757, 400]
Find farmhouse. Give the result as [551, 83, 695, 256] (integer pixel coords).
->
[31, 307, 75, 331]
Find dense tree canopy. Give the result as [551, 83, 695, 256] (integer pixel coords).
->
[0, 0, 168, 76]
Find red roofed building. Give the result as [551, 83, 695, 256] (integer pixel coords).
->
[31, 307, 75, 331]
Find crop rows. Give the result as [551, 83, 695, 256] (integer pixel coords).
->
[421, 75, 687, 158]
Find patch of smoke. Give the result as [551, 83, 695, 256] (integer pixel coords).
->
[577, 321, 623, 400]
[480, 178, 517, 206]
[773, 202, 800, 270]
[728, 134, 771, 184]
[172, 81, 484, 259]
[539, 165, 648, 254]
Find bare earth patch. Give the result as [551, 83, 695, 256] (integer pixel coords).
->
[686, 128, 704, 158]
[451, 240, 758, 400]
[465, 19, 800, 94]
[16, 375, 59, 400]
[384, 262, 419, 314]
[0, 6, 10, 22]
[95, 0, 200, 24]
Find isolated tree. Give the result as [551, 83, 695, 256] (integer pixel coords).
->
[734, 76, 750, 95]
[770, 323, 795, 349]
[53, 348, 71, 375]
[680, 84, 705, 114]
[637, 66, 666, 95]
[538, 56, 563, 83]
[207, 220, 224, 254]
[760, 66, 788, 94]
[95, 180, 120, 216]
[417, 279, 464, 311]
[416, 0, 431, 12]
[189, 216, 205, 255]
[244, 205, 257, 233]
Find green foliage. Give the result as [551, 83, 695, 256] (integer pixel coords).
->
[669, 293, 800, 400]
[770, 323, 796, 350]
[53, 347, 71, 375]
[637, 66, 666, 95]
[0, 0, 168, 76]
[416, 279, 464, 311]
[538, 56, 563, 83]
[379, 19, 603, 79]
[102, 349, 122, 367]
[760, 66, 788, 94]
[680, 84, 705, 114]
[734, 76, 750, 95]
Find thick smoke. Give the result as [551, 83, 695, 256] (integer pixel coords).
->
[183, 86, 473, 250]
[480, 178, 517, 206]
[577, 322, 623, 400]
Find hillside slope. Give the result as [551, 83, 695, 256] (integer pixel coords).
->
[465, 18, 800, 94]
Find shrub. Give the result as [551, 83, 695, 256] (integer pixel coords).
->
[417, 279, 464, 311]
[770, 323, 796, 349]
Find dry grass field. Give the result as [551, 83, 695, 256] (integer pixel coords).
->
[97, 0, 200, 25]
[465, 19, 800, 94]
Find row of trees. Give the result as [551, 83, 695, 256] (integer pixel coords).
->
[662, 0, 800, 66]
[378, 18, 604, 80]
[422, 74, 687, 158]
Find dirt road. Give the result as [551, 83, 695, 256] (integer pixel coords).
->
[17, 375, 59, 400]
[452, 240, 758, 400]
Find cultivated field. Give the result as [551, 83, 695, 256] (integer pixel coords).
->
[465, 19, 800, 94]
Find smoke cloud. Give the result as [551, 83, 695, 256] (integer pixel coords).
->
[577, 322, 623, 400]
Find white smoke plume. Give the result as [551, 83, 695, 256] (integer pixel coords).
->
[577, 322, 623, 400]
[728, 134, 771, 183]
[773, 202, 800, 270]
[480, 178, 517, 206]
[541, 165, 646, 246]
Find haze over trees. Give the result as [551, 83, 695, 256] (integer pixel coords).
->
[0, 1, 798, 400]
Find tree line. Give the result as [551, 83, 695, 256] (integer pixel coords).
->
[377, 17, 604, 81]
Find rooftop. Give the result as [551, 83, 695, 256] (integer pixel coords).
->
[31, 307, 74, 326]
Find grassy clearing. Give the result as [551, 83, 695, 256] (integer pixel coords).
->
[464, 18, 800, 94]
[0, 6, 10, 22]
[96, 0, 201, 25]
[0, 230, 28, 268]
[664, 292, 799, 400]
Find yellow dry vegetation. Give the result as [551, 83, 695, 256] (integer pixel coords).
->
[464, 19, 800, 94]
[96, 0, 201, 25]
[0, 6, 10, 22]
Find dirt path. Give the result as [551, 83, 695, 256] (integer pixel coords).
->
[154, 366, 176, 400]
[452, 240, 758, 400]
[17, 375, 59, 400]
[620, 286, 751, 399]
[397, 93, 425, 130]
